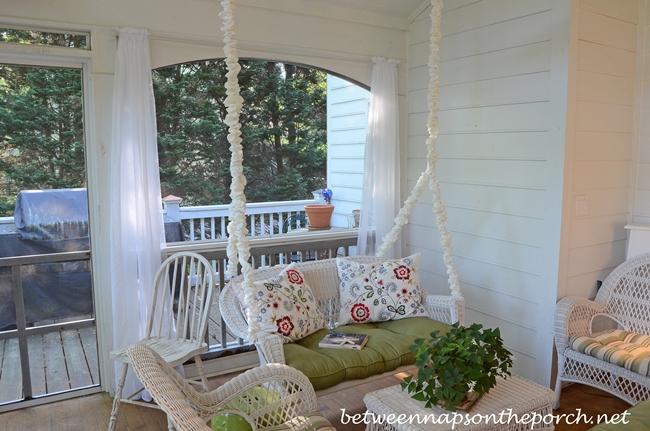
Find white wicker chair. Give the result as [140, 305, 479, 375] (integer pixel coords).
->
[219, 255, 465, 393]
[109, 252, 217, 431]
[554, 252, 650, 408]
[126, 343, 335, 431]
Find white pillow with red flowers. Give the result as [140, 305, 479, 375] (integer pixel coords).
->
[243, 263, 325, 342]
[336, 254, 428, 325]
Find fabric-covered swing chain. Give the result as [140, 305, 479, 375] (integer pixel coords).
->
[376, 0, 461, 298]
[219, 0, 461, 343]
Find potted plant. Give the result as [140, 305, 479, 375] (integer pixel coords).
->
[400, 322, 513, 412]
[305, 188, 334, 230]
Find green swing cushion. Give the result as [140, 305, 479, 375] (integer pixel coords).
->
[283, 317, 451, 391]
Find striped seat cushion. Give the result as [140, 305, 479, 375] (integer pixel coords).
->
[569, 329, 650, 377]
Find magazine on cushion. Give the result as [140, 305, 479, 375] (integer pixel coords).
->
[319, 332, 368, 350]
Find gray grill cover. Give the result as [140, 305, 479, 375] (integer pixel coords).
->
[14, 188, 89, 241]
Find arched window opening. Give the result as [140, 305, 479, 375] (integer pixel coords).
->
[154, 59, 369, 240]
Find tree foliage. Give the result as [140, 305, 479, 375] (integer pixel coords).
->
[153, 60, 327, 206]
[0, 65, 85, 216]
[0, 56, 328, 216]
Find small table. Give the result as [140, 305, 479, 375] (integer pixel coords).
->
[363, 375, 555, 431]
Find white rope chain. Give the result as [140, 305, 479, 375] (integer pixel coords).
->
[220, 0, 263, 342]
[377, 0, 461, 296]
[220, 0, 460, 344]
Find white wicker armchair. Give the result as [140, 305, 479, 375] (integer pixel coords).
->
[554, 252, 650, 408]
[219, 256, 464, 392]
[126, 343, 335, 431]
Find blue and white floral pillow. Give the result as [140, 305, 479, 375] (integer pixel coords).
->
[336, 254, 428, 325]
[246, 263, 325, 342]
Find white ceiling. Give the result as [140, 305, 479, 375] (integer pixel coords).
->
[301, 0, 427, 21]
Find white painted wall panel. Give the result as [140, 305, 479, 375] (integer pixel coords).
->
[440, 11, 552, 62]
[579, 9, 638, 50]
[440, 42, 552, 86]
[409, 131, 549, 161]
[565, 2, 638, 308]
[409, 158, 547, 190]
[635, 1, 650, 227]
[411, 204, 544, 247]
[326, 75, 369, 228]
[567, 240, 628, 278]
[582, 0, 639, 23]
[441, 0, 551, 37]
[572, 160, 632, 190]
[435, 72, 551, 111]
[569, 214, 630, 248]
[437, 102, 551, 134]
[406, 0, 573, 387]
[577, 71, 636, 104]
[574, 131, 633, 161]
[578, 40, 637, 77]
[410, 181, 548, 219]
[575, 101, 635, 132]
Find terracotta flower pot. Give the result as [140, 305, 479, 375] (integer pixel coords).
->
[304, 204, 334, 230]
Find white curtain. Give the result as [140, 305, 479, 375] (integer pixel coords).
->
[357, 57, 401, 259]
[109, 27, 165, 397]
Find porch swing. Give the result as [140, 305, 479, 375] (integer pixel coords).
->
[219, 0, 465, 394]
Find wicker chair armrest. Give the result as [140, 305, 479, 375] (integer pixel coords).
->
[127, 344, 318, 430]
[554, 296, 606, 352]
[254, 334, 286, 365]
[422, 294, 465, 326]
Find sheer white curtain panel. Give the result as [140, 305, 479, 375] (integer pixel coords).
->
[357, 57, 401, 259]
[109, 27, 165, 397]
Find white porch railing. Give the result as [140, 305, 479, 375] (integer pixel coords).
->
[2, 197, 358, 356]
[164, 228, 358, 355]
[163, 196, 324, 241]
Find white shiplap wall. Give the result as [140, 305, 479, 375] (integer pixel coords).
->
[326, 75, 370, 228]
[563, 0, 638, 300]
[635, 1, 650, 224]
[407, 0, 565, 386]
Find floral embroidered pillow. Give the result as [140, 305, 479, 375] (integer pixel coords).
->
[244, 264, 325, 342]
[336, 254, 428, 325]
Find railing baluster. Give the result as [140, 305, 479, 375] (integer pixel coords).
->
[200, 218, 206, 240]
[189, 218, 196, 241]
[210, 218, 215, 240]
[12, 265, 33, 399]
[220, 217, 226, 239]
[163, 230, 358, 354]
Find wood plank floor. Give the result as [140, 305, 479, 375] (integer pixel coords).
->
[0, 327, 100, 404]
[0, 369, 631, 431]
[0, 316, 238, 405]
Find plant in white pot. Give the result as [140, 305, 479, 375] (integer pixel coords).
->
[401, 322, 513, 412]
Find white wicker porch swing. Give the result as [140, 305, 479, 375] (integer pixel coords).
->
[218, 0, 465, 393]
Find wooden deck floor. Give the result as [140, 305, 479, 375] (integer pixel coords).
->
[0, 326, 100, 405]
[0, 315, 238, 407]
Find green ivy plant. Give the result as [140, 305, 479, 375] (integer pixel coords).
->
[400, 322, 513, 412]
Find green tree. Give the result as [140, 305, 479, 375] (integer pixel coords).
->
[0, 65, 85, 216]
[153, 60, 327, 206]
[0, 54, 328, 217]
